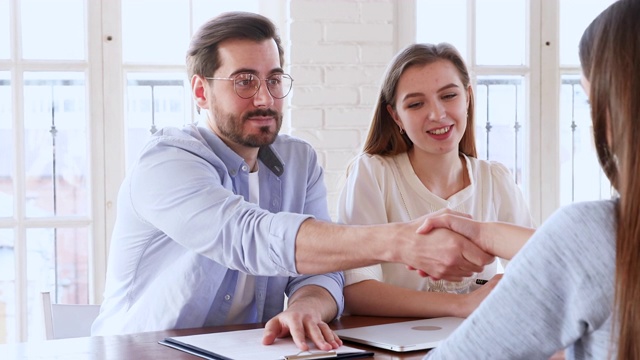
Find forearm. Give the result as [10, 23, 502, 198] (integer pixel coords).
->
[344, 280, 467, 318]
[479, 221, 535, 260]
[296, 216, 493, 281]
[287, 285, 339, 323]
[294, 219, 399, 274]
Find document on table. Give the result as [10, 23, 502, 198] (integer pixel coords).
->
[159, 327, 373, 360]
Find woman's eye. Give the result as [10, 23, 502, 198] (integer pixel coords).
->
[407, 102, 422, 109]
[442, 93, 457, 100]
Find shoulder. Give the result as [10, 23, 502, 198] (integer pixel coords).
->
[269, 134, 320, 162]
[544, 200, 616, 233]
[140, 125, 214, 161]
[467, 157, 521, 194]
[272, 133, 315, 150]
[352, 153, 393, 167]
[527, 199, 616, 262]
[467, 157, 513, 179]
[150, 125, 204, 145]
[347, 153, 400, 176]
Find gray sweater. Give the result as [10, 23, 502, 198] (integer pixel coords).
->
[425, 200, 616, 360]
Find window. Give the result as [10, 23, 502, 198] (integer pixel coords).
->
[1, 0, 279, 343]
[408, 0, 616, 222]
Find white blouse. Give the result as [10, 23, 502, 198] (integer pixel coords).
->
[337, 152, 534, 294]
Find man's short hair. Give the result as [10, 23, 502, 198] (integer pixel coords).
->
[186, 11, 285, 80]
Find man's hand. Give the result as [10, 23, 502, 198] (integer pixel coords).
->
[262, 286, 341, 351]
[397, 209, 494, 281]
[415, 211, 535, 261]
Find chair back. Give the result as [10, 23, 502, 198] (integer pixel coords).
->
[41, 291, 101, 340]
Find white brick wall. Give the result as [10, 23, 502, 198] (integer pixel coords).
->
[287, 0, 398, 220]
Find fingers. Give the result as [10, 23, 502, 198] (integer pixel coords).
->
[307, 322, 341, 351]
[262, 315, 340, 352]
[417, 213, 476, 236]
[262, 318, 289, 346]
[461, 238, 494, 267]
[406, 226, 491, 280]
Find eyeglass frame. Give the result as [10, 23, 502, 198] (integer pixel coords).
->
[204, 72, 294, 99]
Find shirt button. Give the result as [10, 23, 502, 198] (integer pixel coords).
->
[224, 294, 231, 301]
[229, 170, 236, 176]
[241, 165, 248, 172]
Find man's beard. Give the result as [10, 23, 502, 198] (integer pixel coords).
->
[213, 107, 283, 147]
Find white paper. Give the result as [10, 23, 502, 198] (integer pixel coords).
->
[163, 327, 367, 360]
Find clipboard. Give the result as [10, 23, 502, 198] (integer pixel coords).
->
[158, 327, 373, 360]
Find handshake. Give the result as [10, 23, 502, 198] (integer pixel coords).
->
[401, 209, 534, 282]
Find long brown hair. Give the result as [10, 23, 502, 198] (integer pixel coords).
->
[363, 43, 476, 157]
[579, 0, 640, 358]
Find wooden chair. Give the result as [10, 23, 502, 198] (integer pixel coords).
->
[41, 291, 101, 340]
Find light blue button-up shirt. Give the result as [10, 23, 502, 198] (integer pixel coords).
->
[92, 124, 344, 335]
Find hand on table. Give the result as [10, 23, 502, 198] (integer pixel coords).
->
[262, 288, 342, 352]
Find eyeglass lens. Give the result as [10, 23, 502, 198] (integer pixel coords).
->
[234, 73, 292, 99]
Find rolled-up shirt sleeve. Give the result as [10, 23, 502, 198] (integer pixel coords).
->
[129, 135, 310, 277]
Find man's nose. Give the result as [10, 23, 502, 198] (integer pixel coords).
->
[253, 80, 274, 107]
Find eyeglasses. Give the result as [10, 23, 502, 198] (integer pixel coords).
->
[205, 72, 294, 99]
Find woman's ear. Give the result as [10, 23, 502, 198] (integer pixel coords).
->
[387, 103, 403, 128]
[191, 75, 209, 109]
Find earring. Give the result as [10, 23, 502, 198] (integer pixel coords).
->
[399, 127, 405, 135]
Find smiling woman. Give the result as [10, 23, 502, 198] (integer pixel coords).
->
[337, 42, 534, 320]
[412, 0, 618, 218]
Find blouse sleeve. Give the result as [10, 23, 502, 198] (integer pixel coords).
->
[336, 154, 391, 285]
[489, 161, 535, 228]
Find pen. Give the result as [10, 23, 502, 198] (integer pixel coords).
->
[284, 350, 336, 360]
[284, 351, 374, 359]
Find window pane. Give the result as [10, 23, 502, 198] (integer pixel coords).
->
[0, 229, 15, 344]
[192, 0, 260, 30]
[476, 0, 525, 65]
[559, 0, 616, 66]
[126, 73, 192, 168]
[0, 72, 12, 218]
[26, 227, 89, 341]
[122, 0, 189, 63]
[559, 75, 612, 206]
[23, 72, 89, 217]
[415, 0, 468, 61]
[475, 76, 526, 186]
[21, 0, 85, 60]
[0, 0, 9, 59]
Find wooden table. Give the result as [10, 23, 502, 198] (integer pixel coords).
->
[0, 316, 430, 359]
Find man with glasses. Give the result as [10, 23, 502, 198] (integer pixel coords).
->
[93, 11, 494, 352]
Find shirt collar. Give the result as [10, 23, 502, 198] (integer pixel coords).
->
[196, 124, 284, 177]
